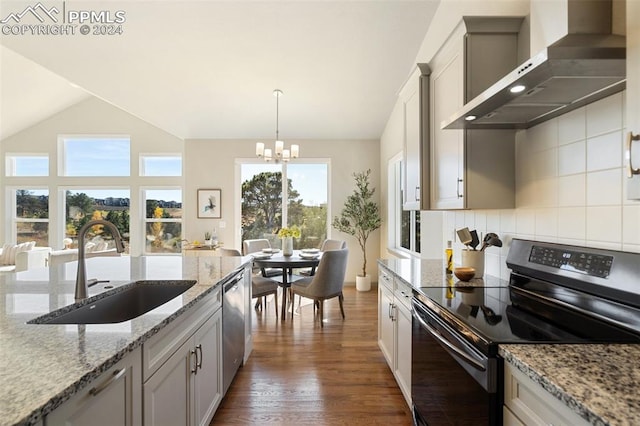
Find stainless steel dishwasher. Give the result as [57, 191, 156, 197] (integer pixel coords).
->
[222, 270, 245, 394]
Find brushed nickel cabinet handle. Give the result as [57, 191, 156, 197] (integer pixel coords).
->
[191, 349, 197, 375]
[627, 132, 640, 178]
[456, 178, 464, 198]
[89, 368, 126, 397]
[196, 344, 203, 370]
[415, 186, 420, 202]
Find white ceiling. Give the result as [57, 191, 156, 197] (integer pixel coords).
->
[0, 1, 439, 141]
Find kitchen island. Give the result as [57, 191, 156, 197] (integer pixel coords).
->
[0, 255, 250, 426]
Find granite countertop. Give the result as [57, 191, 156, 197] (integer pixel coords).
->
[378, 258, 507, 289]
[500, 344, 640, 425]
[0, 255, 249, 426]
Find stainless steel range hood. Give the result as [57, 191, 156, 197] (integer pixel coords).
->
[443, 0, 626, 130]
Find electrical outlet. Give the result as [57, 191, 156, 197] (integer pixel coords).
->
[219, 221, 226, 229]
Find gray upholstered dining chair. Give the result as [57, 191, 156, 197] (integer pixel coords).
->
[320, 239, 347, 251]
[290, 248, 348, 327]
[242, 238, 282, 278]
[220, 248, 279, 316]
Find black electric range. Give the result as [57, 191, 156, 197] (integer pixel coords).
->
[411, 239, 640, 426]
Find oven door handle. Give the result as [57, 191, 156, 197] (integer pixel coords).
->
[413, 308, 486, 372]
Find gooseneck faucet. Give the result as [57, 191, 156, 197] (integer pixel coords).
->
[75, 220, 125, 300]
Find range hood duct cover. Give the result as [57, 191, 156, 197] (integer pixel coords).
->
[443, 0, 626, 130]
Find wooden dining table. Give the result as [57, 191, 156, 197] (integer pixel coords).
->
[252, 250, 321, 320]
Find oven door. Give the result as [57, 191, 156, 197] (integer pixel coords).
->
[412, 298, 501, 426]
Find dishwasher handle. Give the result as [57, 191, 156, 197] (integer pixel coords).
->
[224, 273, 244, 292]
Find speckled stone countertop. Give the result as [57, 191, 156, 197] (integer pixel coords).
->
[500, 344, 640, 426]
[0, 255, 249, 426]
[378, 258, 507, 289]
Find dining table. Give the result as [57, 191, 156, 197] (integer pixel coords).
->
[251, 249, 322, 320]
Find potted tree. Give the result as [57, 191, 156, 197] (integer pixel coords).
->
[332, 169, 381, 291]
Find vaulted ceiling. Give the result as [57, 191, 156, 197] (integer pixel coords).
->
[1, 1, 439, 141]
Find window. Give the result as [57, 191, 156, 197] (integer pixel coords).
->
[143, 189, 183, 254]
[389, 153, 420, 255]
[14, 189, 49, 246]
[140, 155, 182, 176]
[240, 161, 329, 249]
[64, 189, 130, 252]
[60, 136, 130, 176]
[5, 154, 49, 176]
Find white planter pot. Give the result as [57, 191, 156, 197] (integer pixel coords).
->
[356, 275, 371, 292]
[282, 237, 293, 256]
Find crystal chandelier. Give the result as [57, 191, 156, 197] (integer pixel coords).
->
[255, 89, 299, 162]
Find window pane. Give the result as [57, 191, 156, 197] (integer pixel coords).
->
[287, 163, 328, 249]
[16, 190, 48, 218]
[144, 189, 182, 255]
[17, 222, 49, 246]
[145, 222, 182, 254]
[241, 163, 282, 246]
[400, 209, 411, 250]
[65, 189, 130, 253]
[414, 212, 421, 253]
[63, 137, 130, 176]
[141, 156, 182, 176]
[6, 155, 48, 176]
[145, 190, 182, 218]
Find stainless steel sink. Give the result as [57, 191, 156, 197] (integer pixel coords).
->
[29, 280, 197, 324]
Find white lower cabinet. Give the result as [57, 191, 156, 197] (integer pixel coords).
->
[143, 302, 223, 426]
[45, 347, 142, 426]
[378, 266, 412, 407]
[503, 363, 588, 426]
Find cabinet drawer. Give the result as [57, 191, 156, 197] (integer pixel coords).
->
[394, 279, 412, 311]
[143, 287, 221, 382]
[504, 363, 589, 426]
[378, 267, 394, 292]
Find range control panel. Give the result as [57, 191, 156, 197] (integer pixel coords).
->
[529, 245, 613, 278]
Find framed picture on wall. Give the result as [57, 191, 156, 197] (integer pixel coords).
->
[197, 189, 221, 218]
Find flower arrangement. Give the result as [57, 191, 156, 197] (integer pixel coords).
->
[277, 225, 301, 239]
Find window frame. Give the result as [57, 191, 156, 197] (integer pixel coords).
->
[139, 153, 183, 177]
[5, 153, 49, 177]
[10, 187, 50, 245]
[388, 152, 420, 257]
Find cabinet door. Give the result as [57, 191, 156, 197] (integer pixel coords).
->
[143, 340, 193, 426]
[378, 283, 395, 368]
[403, 73, 421, 210]
[431, 39, 464, 209]
[394, 302, 412, 407]
[46, 347, 141, 426]
[193, 310, 223, 426]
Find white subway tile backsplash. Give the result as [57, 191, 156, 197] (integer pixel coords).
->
[535, 208, 558, 237]
[622, 244, 640, 254]
[622, 205, 640, 245]
[537, 177, 559, 207]
[558, 174, 586, 207]
[586, 206, 622, 242]
[586, 131, 623, 171]
[558, 108, 586, 145]
[486, 211, 500, 234]
[500, 210, 516, 234]
[586, 169, 622, 206]
[586, 92, 623, 137]
[558, 141, 585, 176]
[558, 207, 586, 240]
[528, 117, 558, 152]
[516, 209, 536, 234]
[532, 148, 558, 179]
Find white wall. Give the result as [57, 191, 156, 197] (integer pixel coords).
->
[185, 138, 380, 283]
[0, 97, 184, 254]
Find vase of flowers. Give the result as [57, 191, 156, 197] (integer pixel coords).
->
[277, 226, 300, 256]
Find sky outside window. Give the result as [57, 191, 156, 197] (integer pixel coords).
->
[63, 137, 130, 176]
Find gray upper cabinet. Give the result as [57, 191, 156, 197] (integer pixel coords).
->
[430, 17, 523, 210]
[627, 0, 640, 200]
[400, 64, 430, 210]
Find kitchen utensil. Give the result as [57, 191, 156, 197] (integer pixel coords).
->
[456, 227, 472, 247]
[469, 230, 479, 250]
[480, 233, 503, 251]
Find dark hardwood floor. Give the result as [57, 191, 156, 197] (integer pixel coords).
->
[210, 285, 413, 425]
